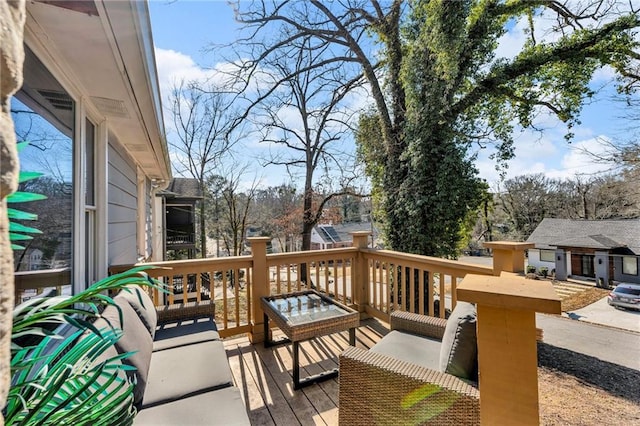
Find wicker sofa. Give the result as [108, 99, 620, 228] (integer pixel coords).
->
[338, 304, 480, 425]
[96, 286, 250, 425]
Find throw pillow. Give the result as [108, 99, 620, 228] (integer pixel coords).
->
[438, 301, 478, 381]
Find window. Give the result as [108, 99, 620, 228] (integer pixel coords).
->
[85, 119, 97, 285]
[12, 46, 74, 279]
[540, 250, 555, 263]
[622, 256, 638, 276]
[580, 255, 595, 277]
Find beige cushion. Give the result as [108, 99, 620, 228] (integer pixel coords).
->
[153, 317, 220, 352]
[142, 339, 234, 407]
[116, 286, 158, 339]
[438, 302, 478, 380]
[370, 330, 441, 370]
[101, 300, 153, 405]
[134, 387, 250, 425]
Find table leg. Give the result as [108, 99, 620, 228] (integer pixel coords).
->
[349, 327, 355, 346]
[293, 341, 300, 389]
[263, 313, 269, 348]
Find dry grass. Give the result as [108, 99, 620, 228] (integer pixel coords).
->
[538, 284, 640, 425]
[538, 343, 640, 425]
[560, 286, 611, 312]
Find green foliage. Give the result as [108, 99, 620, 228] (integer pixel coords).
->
[527, 265, 537, 274]
[7, 141, 45, 250]
[539, 266, 549, 277]
[355, 0, 640, 257]
[4, 266, 164, 425]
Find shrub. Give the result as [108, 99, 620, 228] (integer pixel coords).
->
[539, 266, 549, 277]
[526, 265, 536, 274]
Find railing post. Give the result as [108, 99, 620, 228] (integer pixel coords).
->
[457, 274, 561, 426]
[248, 237, 271, 344]
[484, 241, 534, 276]
[351, 231, 371, 317]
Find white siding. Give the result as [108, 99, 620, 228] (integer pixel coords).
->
[528, 249, 555, 271]
[108, 142, 138, 265]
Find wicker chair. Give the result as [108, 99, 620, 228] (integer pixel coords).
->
[338, 310, 480, 425]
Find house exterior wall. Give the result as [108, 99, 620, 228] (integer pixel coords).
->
[527, 249, 555, 271]
[613, 255, 640, 284]
[108, 141, 138, 265]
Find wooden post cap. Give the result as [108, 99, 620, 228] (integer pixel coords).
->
[457, 274, 561, 314]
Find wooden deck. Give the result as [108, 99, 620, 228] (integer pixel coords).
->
[222, 318, 390, 425]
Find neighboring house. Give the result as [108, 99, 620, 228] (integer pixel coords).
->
[157, 178, 202, 259]
[12, 0, 171, 297]
[526, 218, 640, 285]
[311, 222, 379, 250]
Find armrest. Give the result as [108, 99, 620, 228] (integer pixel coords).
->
[390, 310, 447, 340]
[339, 346, 479, 425]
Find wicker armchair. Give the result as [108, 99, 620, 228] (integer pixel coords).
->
[338, 311, 480, 425]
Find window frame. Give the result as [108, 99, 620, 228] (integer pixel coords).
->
[622, 256, 638, 276]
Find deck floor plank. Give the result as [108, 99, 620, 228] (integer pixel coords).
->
[222, 319, 387, 426]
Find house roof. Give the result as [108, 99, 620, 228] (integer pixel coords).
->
[526, 218, 640, 253]
[25, 0, 171, 182]
[158, 178, 203, 200]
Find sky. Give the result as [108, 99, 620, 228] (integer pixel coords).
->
[148, 0, 632, 191]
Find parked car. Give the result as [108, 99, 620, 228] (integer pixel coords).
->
[607, 283, 640, 311]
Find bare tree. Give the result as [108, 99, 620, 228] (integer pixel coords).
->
[210, 166, 260, 257]
[169, 79, 237, 257]
[236, 35, 367, 251]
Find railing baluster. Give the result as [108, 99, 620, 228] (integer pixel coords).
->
[451, 275, 458, 311]
[196, 272, 201, 302]
[222, 270, 228, 329]
[438, 270, 446, 318]
[418, 268, 425, 315]
[235, 268, 240, 326]
[246, 267, 252, 325]
[428, 269, 434, 317]
[276, 265, 281, 294]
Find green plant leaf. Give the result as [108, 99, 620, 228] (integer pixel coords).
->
[7, 191, 48, 203]
[16, 141, 30, 153]
[12, 243, 26, 250]
[18, 171, 44, 184]
[9, 222, 43, 235]
[8, 208, 38, 221]
[9, 233, 33, 241]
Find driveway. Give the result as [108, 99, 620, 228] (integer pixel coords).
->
[566, 296, 640, 334]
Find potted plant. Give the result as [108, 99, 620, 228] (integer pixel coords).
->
[5, 266, 163, 426]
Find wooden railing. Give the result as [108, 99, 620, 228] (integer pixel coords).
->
[107, 233, 517, 341]
[360, 248, 493, 321]
[14, 268, 72, 303]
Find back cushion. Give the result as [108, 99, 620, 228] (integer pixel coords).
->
[438, 301, 478, 381]
[116, 286, 158, 339]
[101, 300, 153, 406]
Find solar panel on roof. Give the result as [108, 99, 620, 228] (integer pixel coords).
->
[323, 226, 341, 242]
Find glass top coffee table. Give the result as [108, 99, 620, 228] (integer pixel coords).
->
[261, 290, 359, 389]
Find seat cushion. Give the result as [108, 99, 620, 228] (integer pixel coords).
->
[101, 300, 153, 405]
[438, 301, 478, 380]
[116, 286, 158, 339]
[142, 339, 234, 407]
[153, 317, 220, 352]
[370, 330, 441, 371]
[134, 386, 250, 425]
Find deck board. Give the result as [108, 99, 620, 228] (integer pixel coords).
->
[223, 318, 388, 425]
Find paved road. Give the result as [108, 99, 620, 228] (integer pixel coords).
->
[568, 297, 640, 333]
[537, 313, 640, 371]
